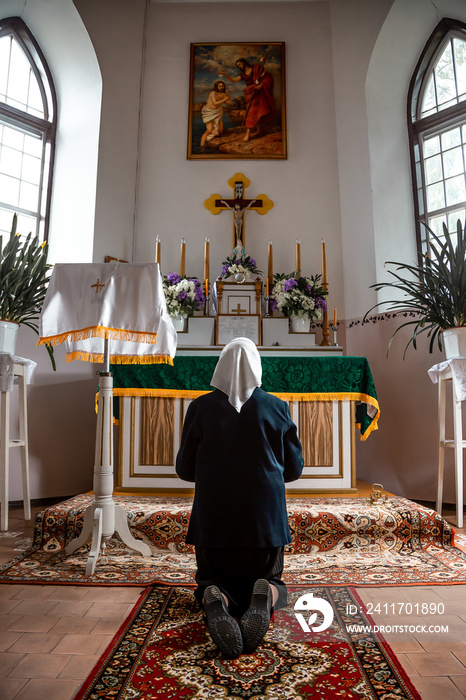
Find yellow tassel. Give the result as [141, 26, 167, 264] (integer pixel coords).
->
[67, 351, 173, 365]
[112, 388, 211, 400]
[38, 325, 158, 347]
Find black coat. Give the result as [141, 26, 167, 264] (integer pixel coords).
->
[175, 387, 304, 548]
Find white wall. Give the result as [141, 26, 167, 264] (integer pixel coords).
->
[74, 0, 147, 264]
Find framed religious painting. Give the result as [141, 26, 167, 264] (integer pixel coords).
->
[187, 42, 286, 160]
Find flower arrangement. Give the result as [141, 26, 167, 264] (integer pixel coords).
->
[270, 272, 327, 320]
[219, 252, 262, 280]
[162, 273, 205, 317]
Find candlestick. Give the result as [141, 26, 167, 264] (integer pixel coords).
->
[331, 324, 338, 346]
[204, 278, 210, 317]
[296, 238, 301, 275]
[267, 240, 273, 286]
[155, 235, 161, 265]
[180, 238, 186, 276]
[204, 237, 210, 283]
[319, 239, 331, 346]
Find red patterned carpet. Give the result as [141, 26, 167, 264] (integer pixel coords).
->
[0, 494, 465, 587]
[74, 585, 422, 700]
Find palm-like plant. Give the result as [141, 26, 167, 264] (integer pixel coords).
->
[365, 219, 466, 356]
[0, 213, 54, 367]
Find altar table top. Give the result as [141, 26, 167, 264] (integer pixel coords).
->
[111, 355, 379, 440]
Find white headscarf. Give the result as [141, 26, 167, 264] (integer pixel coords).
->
[211, 337, 262, 412]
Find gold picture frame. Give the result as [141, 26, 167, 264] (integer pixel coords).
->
[187, 42, 286, 160]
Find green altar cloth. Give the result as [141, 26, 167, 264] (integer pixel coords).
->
[111, 356, 379, 440]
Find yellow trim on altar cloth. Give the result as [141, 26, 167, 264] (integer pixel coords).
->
[67, 351, 174, 365]
[38, 325, 159, 347]
[110, 387, 380, 438]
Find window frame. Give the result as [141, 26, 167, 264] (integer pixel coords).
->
[0, 16, 57, 242]
[407, 17, 466, 259]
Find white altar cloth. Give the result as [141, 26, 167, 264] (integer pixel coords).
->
[38, 263, 176, 364]
[0, 355, 36, 392]
[428, 359, 466, 402]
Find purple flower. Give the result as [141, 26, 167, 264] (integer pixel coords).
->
[195, 287, 205, 303]
[249, 258, 257, 268]
[284, 278, 298, 292]
[305, 285, 313, 295]
[269, 297, 278, 311]
[316, 297, 327, 310]
[221, 264, 230, 275]
[177, 291, 188, 301]
[167, 272, 181, 286]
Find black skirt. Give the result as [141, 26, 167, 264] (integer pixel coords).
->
[194, 546, 287, 617]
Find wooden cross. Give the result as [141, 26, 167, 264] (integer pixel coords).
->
[204, 173, 273, 250]
[91, 278, 107, 293]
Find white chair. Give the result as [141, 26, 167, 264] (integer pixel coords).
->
[0, 361, 31, 531]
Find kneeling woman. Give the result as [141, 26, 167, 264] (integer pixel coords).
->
[175, 337, 303, 657]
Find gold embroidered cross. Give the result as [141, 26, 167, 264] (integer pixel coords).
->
[91, 278, 106, 293]
[232, 304, 247, 315]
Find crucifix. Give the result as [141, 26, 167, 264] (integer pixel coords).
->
[204, 172, 274, 250]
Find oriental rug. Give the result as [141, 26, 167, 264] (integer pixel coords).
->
[1, 495, 466, 587]
[74, 585, 421, 700]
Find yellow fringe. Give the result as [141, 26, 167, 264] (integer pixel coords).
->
[38, 325, 158, 347]
[67, 351, 173, 365]
[112, 388, 211, 400]
[109, 387, 380, 439]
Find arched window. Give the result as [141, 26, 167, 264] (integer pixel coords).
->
[0, 17, 56, 242]
[408, 18, 466, 256]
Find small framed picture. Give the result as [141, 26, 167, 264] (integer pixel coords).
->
[216, 314, 261, 346]
[187, 42, 286, 160]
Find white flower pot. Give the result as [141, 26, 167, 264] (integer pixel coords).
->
[170, 315, 188, 332]
[0, 320, 18, 355]
[290, 316, 310, 333]
[443, 328, 466, 359]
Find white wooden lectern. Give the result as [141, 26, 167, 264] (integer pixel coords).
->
[38, 263, 176, 575]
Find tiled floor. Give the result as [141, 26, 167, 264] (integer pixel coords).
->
[0, 505, 465, 699]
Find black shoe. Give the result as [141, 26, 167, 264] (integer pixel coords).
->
[240, 579, 273, 654]
[203, 585, 243, 658]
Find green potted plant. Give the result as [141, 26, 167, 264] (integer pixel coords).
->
[0, 213, 54, 366]
[365, 219, 466, 358]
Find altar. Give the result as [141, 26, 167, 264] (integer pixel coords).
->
[113, 350, 379, 494]
[111, 174, 379, 494]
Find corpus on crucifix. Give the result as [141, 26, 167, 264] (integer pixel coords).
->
[204, 172, 273, 249]
[220, 198, 257, 247]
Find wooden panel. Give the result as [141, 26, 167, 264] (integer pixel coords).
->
[140, 397, 174, 466]
[299, 401, 333, 467]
